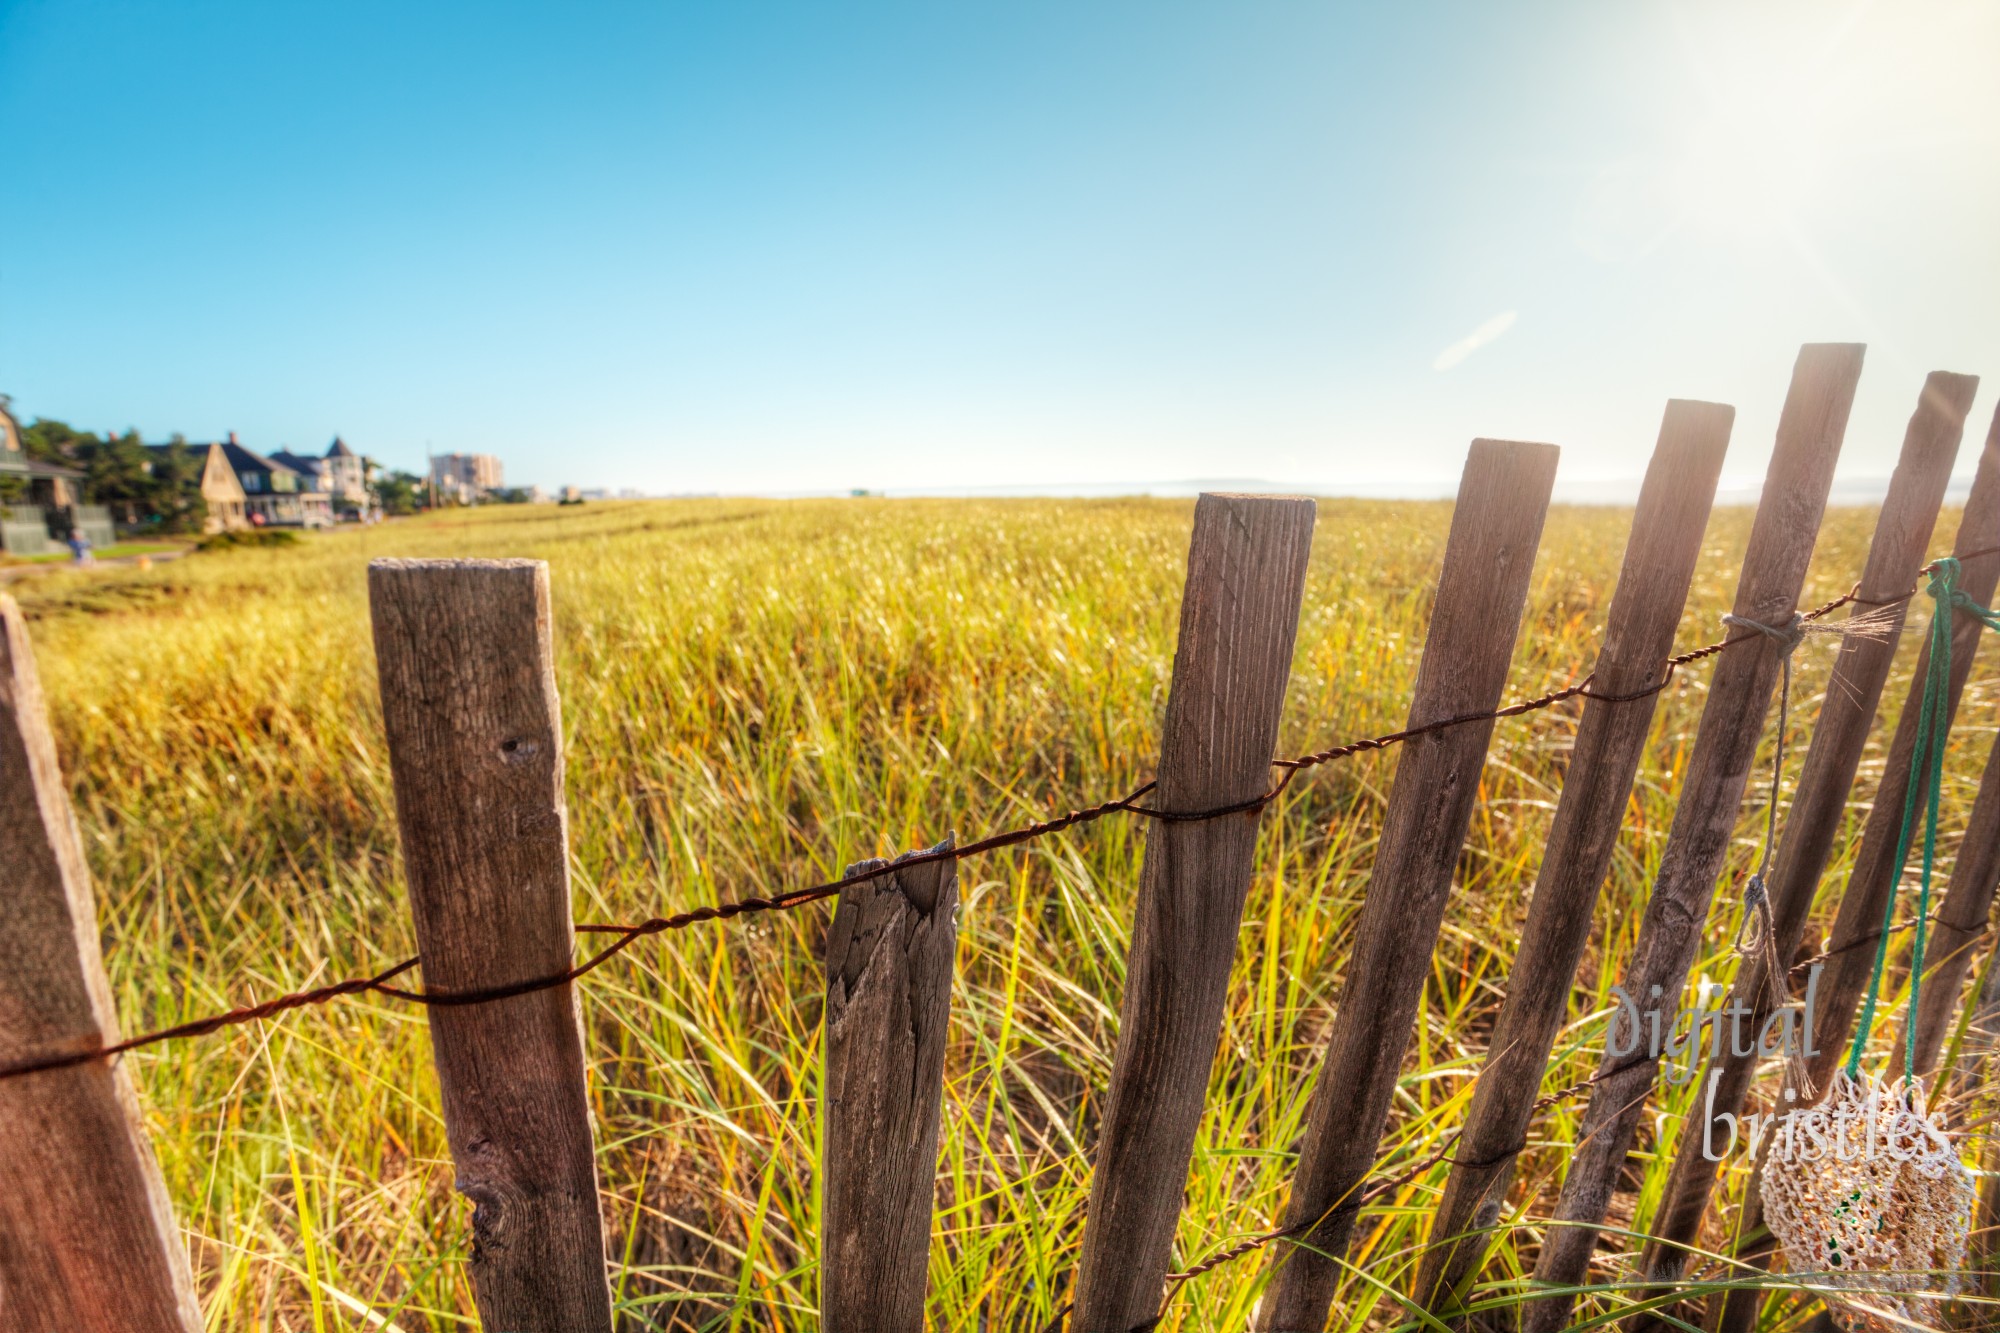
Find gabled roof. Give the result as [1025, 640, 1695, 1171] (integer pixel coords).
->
[268, 450, 325, 475]
[0, 399, 80, 478]
[216, 441, 296, 479]
[2, 452, 84, 479]
[146, 442, 246, 500]
[146, 440, 323, 489]
[325, 436, 354, 459]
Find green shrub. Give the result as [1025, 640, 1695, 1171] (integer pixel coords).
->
[194, 528, 301, 553]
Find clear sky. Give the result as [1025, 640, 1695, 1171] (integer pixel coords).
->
[2, 1, 1996, 495]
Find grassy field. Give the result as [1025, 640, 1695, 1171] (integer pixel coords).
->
[15, 495, 1992, 1332]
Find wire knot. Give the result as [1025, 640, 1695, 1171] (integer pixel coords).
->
[1721, 610, 1806, 657]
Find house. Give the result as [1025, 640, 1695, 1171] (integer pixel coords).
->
[143, 442, 248, 533]
[226, 437, 334, 528]
[429, 452, 503, 504]
[271, 437, 371, 520]
[193, 433, 334, 528]
[321, 438, 369, 517]
[0, 396, 116, 555]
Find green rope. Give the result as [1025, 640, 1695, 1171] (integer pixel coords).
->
[1847, 558, 2000, 1077]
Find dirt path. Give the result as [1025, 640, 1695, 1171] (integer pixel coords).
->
[0, 547, 190, 585]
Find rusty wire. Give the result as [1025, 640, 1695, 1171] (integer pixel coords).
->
[0, 580, 1895, 1086]
[7, 549, 2000, 1333]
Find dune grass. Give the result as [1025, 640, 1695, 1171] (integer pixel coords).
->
[15, 495, 1996, 1331]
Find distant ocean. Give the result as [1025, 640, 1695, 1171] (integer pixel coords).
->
[818, 475, 1979, 505]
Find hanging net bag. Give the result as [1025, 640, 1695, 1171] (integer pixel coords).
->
[1763, 559, 1988, 1332]
[1761, 1072, 1972, 1331]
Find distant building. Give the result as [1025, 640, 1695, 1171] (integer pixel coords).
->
[271, 437, 371, 520]
[143, 441, 248, 533]
[430, 452, 503, 504]
[0, 395, 114, 555]
[203, 433, 333, 528]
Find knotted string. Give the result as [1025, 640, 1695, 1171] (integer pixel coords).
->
[1848, 558, 2000, 1077]
[1724, 600, 1913, 1098]
[1723, 610, 1806, 961]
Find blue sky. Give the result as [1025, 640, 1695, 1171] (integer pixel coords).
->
[2, 1, 1996, 495]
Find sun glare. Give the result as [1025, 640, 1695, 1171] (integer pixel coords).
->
[1577, 2, 1993, 262]
[1666, 85, 1825, 239]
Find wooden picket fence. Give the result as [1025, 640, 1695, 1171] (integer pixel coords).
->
[5, 342, 2000, 1333]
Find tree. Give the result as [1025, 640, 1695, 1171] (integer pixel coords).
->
[79, 429, 155, 508]
[19, 418, 99, 466]
[15, 419, 207, 533]
[372, 469, 425, 516]
[145, 436, 208, 534]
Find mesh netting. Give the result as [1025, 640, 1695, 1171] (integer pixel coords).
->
[1763, 1071, 1974, 1332]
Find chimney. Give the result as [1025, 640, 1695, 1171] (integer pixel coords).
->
[227, 431, 239, 445]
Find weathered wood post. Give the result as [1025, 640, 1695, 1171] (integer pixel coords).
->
[1258, 438, 1560, 1333]
[1704, 392, 2000, 1333]
[820, 839, 959, 1333]
[1957, 940, 2000, 1299]
[1624, 370, 1978, 1324]
[1412, 401, 1732, 1320]
[1889, 398, 2000, 1084]
[0, 595, 203, 1332]
[1901, 724, 2000, 1078]
[370, 558, 613, 1333]
[1068, 493, 1316, 1333]
[1523, 343, 1863, 1333]
[1803, 397, 2000, 1092]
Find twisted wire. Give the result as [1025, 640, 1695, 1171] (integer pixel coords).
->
[0, 560, 1961, 1087]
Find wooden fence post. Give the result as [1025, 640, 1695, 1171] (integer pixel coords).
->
[1703, 391, 2000, 1333]
[1257, 438, 1560, 1333]
[1849, 396, 2000, 1086]
[1802, 405, 2000, 1091]
[1623, 370, 1979, 1320]
[0, 595, 203, 1333]
[820, 838, 958, 1333]
[370, 558, 613, 1333]
[1901, 722, 2000, 1077]
[1068, 493, 1316, 1333]
[1523, 343, 1864, 1333]
[1969, 957, 2000, 1301]
[1411, 402, 1732, 1319]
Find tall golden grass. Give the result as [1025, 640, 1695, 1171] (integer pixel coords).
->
[16, 495, 1990, 1331]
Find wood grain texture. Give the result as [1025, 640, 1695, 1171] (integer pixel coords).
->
[821, 838, 959, 1333]
[1256, 440, 1560, 1333]
[1411, 403, 1732, 1320]
[1960, 940, 2000, 1299]
[1625, 371, 1977, 1315]
[1901, 722, 2000, 1078]
[369, 559, 612, 1333]
[1522, 343, 1864, 1333]
[1804, 393, 2000, 1087]
[1705, 393, 2000, 1333]
[0, 595, 203, 1333]
[1069, 493, 1316, 1333]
